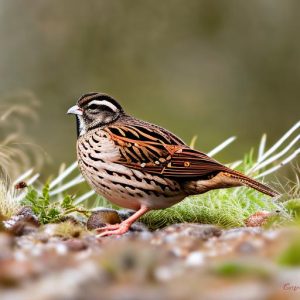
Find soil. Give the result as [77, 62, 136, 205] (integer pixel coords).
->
[1, 210, 300, 300]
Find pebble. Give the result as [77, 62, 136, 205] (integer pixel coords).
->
[237, 241, 258, 254]
[64, 238, 88, 252]
[185, 251, 205, 267]
[0, 220, 297, 300]
[263, 230, 279, 240]
[221, 227, 262, 240]
[55, 243, 68, 256]
[118, 209, 135, 221]
[129, 222, 150, 232]
[155, 266, 174, 282]
[161, 224, 222, 240]
[3, 206, 39, 236]
[87, 209, 121, 230]
[0, 233, 13, 259]
[244, 211, 272, 227]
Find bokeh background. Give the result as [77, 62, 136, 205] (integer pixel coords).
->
[0, 0, 299, 175]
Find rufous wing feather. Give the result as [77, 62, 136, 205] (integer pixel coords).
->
[104, 123, 279, 197]
[104, 125, 230, 177]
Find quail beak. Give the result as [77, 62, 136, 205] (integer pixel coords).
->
[67, 105, 83, 116]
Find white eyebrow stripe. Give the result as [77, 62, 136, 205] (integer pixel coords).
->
[88, 100, 118, 112]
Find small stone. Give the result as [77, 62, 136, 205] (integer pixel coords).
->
[64, 238, 88, 252]
[118, 209, 135, 221]
[263, 230, 279, 240]
[245, 211, 272, 227]
[0, 259, 37, 287]
[16, 206, 39, 226]
[36, 233, 49, 243]
[171, 247, 185, 257]
[185, 251, 205, 267]
[237, 241, 258, 254]
[3, 206, 39, 236]
[129, 222, 149, 233]
[87, 209, 121, 230]
[136, 231, 153, 240]
[155, 266, 173, 282]
[55, 243, 68, 255]
[9, 222, 38, 236]
[0, 233, 14, 260]
[221, 227, 262, 240]
[161, 224, 222, 240]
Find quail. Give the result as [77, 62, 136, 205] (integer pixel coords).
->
[68, 93, 279, 236]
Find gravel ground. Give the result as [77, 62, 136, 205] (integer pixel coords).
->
[1, 210, 300, 300]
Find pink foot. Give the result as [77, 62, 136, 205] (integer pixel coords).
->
[96, 222, 130, 237]
[95, 206, 149, 238]
[96, 224, 122, 232]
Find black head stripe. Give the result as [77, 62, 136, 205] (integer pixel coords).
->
[77, 92, 98, 106]
[77, 93, 124, 112]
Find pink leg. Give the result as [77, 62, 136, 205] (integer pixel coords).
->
[96, 224, 122, 231]
[96, 206, 149, 237]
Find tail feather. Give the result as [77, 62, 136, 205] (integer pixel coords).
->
[225, 170, 280, 197]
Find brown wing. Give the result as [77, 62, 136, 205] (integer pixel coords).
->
[159, 147, 228, 177]
[104, 122, 228, 178]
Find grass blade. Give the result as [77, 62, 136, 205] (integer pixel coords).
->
[259, 121, 300, 162]
[49, 161, 78, 189]
[74, 190, 96, 205]
[49, 175, 84, 196]
[255, 148, 300, 179]
[258, 133, 267, 162]
[207, 136, 236, 157]
[13, 168, 34, 185]
[250, 135, 299, 174]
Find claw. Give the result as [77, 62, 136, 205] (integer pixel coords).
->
[96, 222, 130, 237]
[95, 206, 149, 238]
[96, 224, 121, 233]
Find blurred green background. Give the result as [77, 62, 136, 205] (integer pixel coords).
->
[0, 0, 299, 175]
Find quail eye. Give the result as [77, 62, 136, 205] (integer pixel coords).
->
[88, 104, 99, 110]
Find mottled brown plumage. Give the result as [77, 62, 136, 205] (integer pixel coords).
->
[68, 93, 279, 236]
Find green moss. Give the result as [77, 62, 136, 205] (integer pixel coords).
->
[52, 220, 86, 238]
[278, 241, 300, 267]
[141, 187, 279, 230]
[214, 262, 270, 279]
[284, 199, 300, 218]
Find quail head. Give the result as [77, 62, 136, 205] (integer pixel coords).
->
[68, 93, 279, 237]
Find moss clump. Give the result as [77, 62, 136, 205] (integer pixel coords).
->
[284, 199, 300, 218]
[51, 220, 86, 238]
[141, 187, 279, 230]
[213, 261, 270, 279]
[0, 180, 21, 219]
[278, 241, 300, 267]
